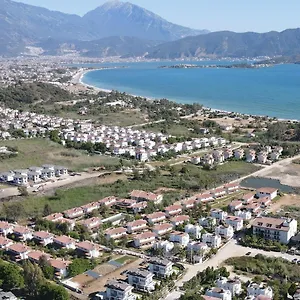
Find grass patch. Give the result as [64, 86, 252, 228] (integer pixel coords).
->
[114, 255, 136, 264]
[0, 138, 130, 172]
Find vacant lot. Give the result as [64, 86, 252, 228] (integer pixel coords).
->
[0, 139, 128, 172]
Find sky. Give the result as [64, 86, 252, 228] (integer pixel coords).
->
[14, 0, 300, 33]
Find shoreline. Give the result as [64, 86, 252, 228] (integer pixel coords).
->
[71, 68, 300, 123]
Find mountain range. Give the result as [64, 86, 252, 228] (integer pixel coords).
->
[1, 0, 300, 59]
[0, 0, 206, 56]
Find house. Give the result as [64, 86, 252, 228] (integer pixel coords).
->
[170, 215, 190, 226]
[252, 217, 297, 244]
[211, 188, 227, 199]
[146, 212, 166, 225]
[225, 216, 244, 231]
[228, 200, 243, 212]
[152, 223, 173, 236]
[234, 210, 252, 220]
[131, 201, 148, 214]
[7, 243, 30, 261]
[242, 193, 255, 203]
[54, 166, 68, 176]
[76, 241, 100, 258]
[63, 207, 84, 219]
[98, 196, 117, 207]
[56, 218, 75, 231]
[203, 154, 214, 166]
[13, 226, 33, 241]
[224, 183, 239, 194]
[247, 282, 273, 299]
[223, 148, 233, 160]
[270, 151, 280, 161]
[53, 235, 76, 249]
[199, 217, 217, 228]
[213, 150, 225, 163]
[105, 280, 136, 300]
[27, 171, 41, 183]
[185, 224, 202, 240]
[0, 290, 17, 300]
[28, 250, 51, 264]
[130, 190, 163, 204]
[205, 287, 232, 300]
[126, 220, 148, 234]
[234, 148, 244, 159]
[153, 241, 174, 254]
[164, 205, 182, 217]
[0, 221, 14, 236]
[202, 233, 222, 248]
[256, 187, 278, 200]
[257, 151, 268, 164]
[187, 242, 209, 263]
[0, 236, 13, 249]
[33, 231, 54, 246]
[44, 213, 63, 222]
[126, 269, 155, 292]
[217, 277, 242, 296]
[13, 174, 28, 186]
[78, 217, 102, 231]
[49, 258, 70, 278]
[215, 225, 234, 239]
[80, 202, 99, 214]
[211, 209, 228, 220]
[169, 231, 189, 247]
[105, 227, 127, 240]
[116, 199, 137, 209]
[195, 193, 214, 203]
[133, 232, 156, 249]
[246, 149, 256, 163]
[148, 257, 173, 278]
[182, 198, 196, 209]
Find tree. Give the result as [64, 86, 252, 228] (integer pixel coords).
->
[49, 130, 61, 143]
[43, 204, 52, 217]
[39, 283, 69, 300]
[18, 186, 29, 196]
[68, 258, 94, 277]
[23, 261, 45, 298]
[0, 262, 24, 290]
[39, 256, 55, 280]
[2, 202, 25, 221]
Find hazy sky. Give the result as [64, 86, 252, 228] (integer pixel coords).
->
[15, 0, 300, 33]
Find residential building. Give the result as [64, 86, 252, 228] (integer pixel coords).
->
[234, 148, 244, 159]
[205, 287, 232, 300]
[0, 236, 13, 249]
[76, 241, 100, 258]
[153, 241, 174, 254]
[185, 224, 202, 240]
[63, 207, 84, 219]
[105, 227, 127, 240]
[224, 183, 239, 194]
[217, 277, 242, 296]
[78, 217, 102, 231]
[126, 220, 148, 234]
[146, 212, 166, 225]
[105, 280, 136, 300]
[152, 223, 173, 237]
[44, 213, 63, 222]
[211, 209, 228, 220]
[202, 233, 222, 248]
[252, 217, 297, 244]
[164, 205, 182, 217]
[7, 243, 30, 261]
[256, 188, 278, 200]
[215, 225, 234, 239]
[0, 290, 17, 300]
[80, 202, 99, 214]
[257, 151, 268, 164]
[126, 269, 155, 292]
[133, 232, 156, 249]
[148, 257, 173, 278]
[195, 193, 214, 203]
[234, 210, 252, 220]
[199, 217, 217, 229]
[211, 188, 227, 199]
[53, 235, 76, 249]
[28, 250, 50, 264]
[247, 282, 273, 299]
[130, 190, 163, 204]
[98, 196, 117, 207]
[228, 200, 243, 212]
[246, 149, 256, 163]
[187, 242, 209, 263]
[13, 226, 33, 241]
[49, 259, 70, 278]
[170, 215, 190, 226]
[33, 231, 54, 246]
[225, 216, 244, 231]
[242, 193, 255, 203]
[169, 231, 189, 247]
[0, 221, 13, 236]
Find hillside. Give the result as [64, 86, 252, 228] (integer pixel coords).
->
[146, 29, 300, 59]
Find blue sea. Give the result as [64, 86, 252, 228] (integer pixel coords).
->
[81, 61, 300, 120]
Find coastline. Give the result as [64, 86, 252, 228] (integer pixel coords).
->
[70, 68, 299, 123]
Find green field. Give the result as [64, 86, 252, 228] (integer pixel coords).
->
[0, 138, 128, 172]
[114, 255, 136, 265]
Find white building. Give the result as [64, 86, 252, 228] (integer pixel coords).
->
[126, 269, 155, 292]
[105, 280, 136, 300]
[211, 209, 228, 220]
[169, 231, 189, 247]
[247, 282, 273, 299]
[148, 257, 173, 278]
[215, 225, 234, 239]
[187, 242, 209, 263]
[252, 217, 297, 244]
[234, 210, 252, 220]
[199, 217, 217, 228]
[205, 287, 232, 300]
[256, 188, 278, 200]
[185, 224, 202, 240]
[225, 216, 244, 231]
[202, 233, 222, 248]
[153, 240, 174, 254]
[217, 277, 242, 296]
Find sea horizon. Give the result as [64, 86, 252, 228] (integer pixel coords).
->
[81, 61, 300, 120]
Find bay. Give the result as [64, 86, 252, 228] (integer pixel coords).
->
[82, 61, 300, 120]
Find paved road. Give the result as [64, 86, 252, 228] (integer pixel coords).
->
[166, 240, 299, 300]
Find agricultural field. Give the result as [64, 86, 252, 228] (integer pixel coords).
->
[0, 138, 130, 172]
